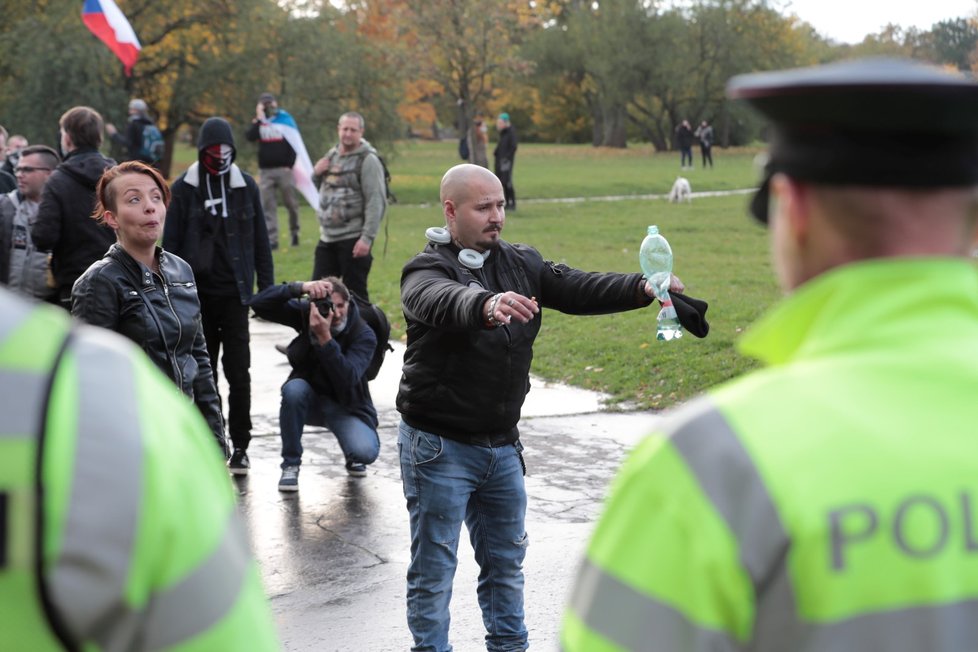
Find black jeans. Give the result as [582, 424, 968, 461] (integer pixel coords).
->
[312, 237, 372, 301]
[199, 294, 252, 450]
[701, 145, 713, 168]
[495, 161, 516, 209]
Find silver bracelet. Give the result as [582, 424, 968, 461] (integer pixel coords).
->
[486, 293, 503, 327]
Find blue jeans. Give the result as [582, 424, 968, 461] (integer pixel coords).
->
[279, 378, 379, 468]
[398, 421, 529, 652]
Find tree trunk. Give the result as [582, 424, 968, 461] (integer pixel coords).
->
[600, 102, 627, 148]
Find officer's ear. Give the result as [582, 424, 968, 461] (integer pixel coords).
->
[770, 173, 812, 248]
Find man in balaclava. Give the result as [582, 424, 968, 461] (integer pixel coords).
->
[163, 117, 274, 476]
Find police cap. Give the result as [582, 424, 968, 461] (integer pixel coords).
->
[727, 57, 978, 223]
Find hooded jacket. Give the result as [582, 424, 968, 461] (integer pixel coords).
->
[32, 148, 116, 292]
[163, 118, 273, 303]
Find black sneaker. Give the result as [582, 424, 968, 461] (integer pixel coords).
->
[279, 465, 300, 491]
[228, 449, 250, 476]
[346, 461, 367, 477]
[291, 233, 299, 247]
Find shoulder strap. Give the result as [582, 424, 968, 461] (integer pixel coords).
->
[33, 328, 79, 651]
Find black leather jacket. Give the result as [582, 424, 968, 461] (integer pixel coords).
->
[71, 243, 226, 450]
[396, 239, 652, 444]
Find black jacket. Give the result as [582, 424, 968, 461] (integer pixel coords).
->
[71, 243, 226, 448]
[397, 240, 652, 444]
[250, 282, 378, 428]
[32, 148, 116, 293]
[494, 126, 518, 167]
[163, 163, 274, 303]
[110, 115, 154, 163]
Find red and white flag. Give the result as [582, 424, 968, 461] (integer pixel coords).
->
[82, 0, 141, 76]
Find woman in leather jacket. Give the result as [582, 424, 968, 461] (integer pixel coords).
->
[71, 161, 227, 455]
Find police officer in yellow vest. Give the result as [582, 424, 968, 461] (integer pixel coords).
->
[0, 287, 280, 650]
[563, 57, 978, 651]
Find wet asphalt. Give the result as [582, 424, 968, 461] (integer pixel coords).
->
[229, 316, 662, 651]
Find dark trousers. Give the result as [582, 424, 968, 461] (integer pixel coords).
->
[701, 145, 713, 168]
[199, 294, 252, 450]
[312, 237, 372, 301]
[495, 164, 516, 210]
[680, 147, 693, 167]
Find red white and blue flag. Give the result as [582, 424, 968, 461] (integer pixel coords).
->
[267, 110, 320, 211]
[82, 0, 141, 76]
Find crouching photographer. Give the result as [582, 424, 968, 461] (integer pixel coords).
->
[250, 276, 379, 491]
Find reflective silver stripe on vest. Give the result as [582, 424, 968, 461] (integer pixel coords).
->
[140, 513, 252, 650]
[0, 370, 49, 438]
[801, 598, 978, 651]
[46, 327, 252, 650]
[0, 290, 35, 343]
[568, 556, 740, 651]
[666, 397, 800, 648]
[46, 327, 146, 651]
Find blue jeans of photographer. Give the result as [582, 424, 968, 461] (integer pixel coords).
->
[279, 378, 379, 468]
[398, 421, 529, 652]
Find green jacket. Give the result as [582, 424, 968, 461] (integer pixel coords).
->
[0, 289, 280, 651]
[564, 258, 978, 651]
[316, 139, 387, 245]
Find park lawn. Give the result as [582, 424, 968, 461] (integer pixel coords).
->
[179, 139, 776, 410]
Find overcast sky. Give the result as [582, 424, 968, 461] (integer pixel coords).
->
[782, 0, 977, 44]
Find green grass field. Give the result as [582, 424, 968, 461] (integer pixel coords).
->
[177, 140, 778, 410]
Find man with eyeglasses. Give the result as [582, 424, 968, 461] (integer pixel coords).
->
[0, 145, 60, 300]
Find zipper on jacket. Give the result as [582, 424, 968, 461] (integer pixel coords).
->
[156, 270, 184, 389]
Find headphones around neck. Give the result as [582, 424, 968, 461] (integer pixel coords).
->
[425, 227, 489, 270]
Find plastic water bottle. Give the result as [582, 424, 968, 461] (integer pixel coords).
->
[639, 225, 683, 341]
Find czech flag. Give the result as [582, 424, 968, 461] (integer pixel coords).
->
[82, 0, 141, 76]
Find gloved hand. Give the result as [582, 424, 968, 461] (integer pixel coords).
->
[671, 292, 710, 338]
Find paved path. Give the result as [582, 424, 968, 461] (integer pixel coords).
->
[230, 317, 662, 650]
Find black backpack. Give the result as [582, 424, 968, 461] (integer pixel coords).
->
[356, 148, 396, 205]
[351, 292, 393, 381]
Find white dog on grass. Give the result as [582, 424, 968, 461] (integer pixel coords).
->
[668, 176, 692, 203]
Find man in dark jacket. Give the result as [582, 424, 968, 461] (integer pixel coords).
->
[250, 276, 379, 491]
[163, 117, 274, 476]
[31, 106, 115, 308]
[245, 92, 301, 249]
[106, 98, 159, 164]
[396, 163, 685, 651]
[493, 112, 518, 211]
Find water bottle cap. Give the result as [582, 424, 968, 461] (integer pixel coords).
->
[647, 225, 659, 235]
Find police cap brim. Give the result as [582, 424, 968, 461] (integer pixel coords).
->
[728, 57, 978, 223]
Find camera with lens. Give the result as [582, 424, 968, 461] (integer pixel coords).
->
[311, 295, 333, 315]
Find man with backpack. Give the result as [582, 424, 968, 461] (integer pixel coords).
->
[250, 276, 380, 491]
[312, 111, 388, 301]
[106, 98, 164, 166]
